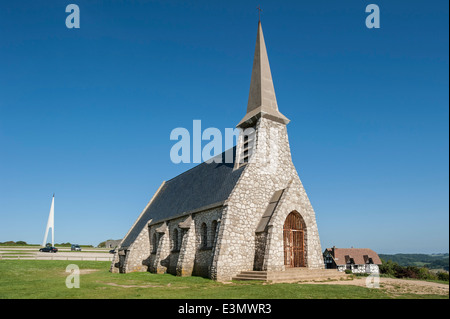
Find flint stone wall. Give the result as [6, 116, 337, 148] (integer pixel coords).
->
[146, 207, 222, 278]
[211, 117, 324, 281]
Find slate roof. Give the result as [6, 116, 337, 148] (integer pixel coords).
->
[325, 248, 382, 265]
[120, 147, 244, 248]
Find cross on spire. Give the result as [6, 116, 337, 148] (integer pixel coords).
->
[257, 5, 262, 21]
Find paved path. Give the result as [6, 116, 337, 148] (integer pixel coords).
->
[301, 276, 449, 296]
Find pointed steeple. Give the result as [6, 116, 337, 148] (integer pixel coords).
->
[237, 21, 289, 128]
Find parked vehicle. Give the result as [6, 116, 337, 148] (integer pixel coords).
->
[39, 246, 58, 253]
[71, 244, 82, 251]
[109, 249, 116, 254]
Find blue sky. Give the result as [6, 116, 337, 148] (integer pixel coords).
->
[0, 0, 448, 253]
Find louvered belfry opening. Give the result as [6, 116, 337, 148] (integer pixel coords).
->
[283, 211, 306, 268]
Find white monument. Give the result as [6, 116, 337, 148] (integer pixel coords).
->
[42, 194, 55, 247]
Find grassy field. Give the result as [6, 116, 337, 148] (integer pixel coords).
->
[0, 260, 447, 299]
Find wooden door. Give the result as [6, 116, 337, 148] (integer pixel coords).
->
[283, 212, 305, 267]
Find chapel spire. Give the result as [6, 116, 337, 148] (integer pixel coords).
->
[237, 21, 290, 128]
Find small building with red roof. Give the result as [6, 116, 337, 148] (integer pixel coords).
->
[323, 247, 382, 274]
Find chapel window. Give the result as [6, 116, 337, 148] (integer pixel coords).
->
[211, 220, 218, 246]
[152, 233, 158, 253]
[172, 228, 179, 251]
[240, 126, 256, 165]
[201, 223, 208, 248]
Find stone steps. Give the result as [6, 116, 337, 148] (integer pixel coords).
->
[232, 271, 268, 281]
[232, 268, 349, 283]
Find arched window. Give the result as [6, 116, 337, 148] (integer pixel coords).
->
[211, 220, 218, 246]
[200, 223, 207, 248]
[172, 228, 179, 251]
[152, 233, 158, 253]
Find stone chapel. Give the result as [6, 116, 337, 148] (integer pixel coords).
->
[110, 21, 324, 281]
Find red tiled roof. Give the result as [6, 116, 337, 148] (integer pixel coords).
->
[326, 248, 382, 265]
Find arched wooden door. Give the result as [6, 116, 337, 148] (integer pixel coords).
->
[283, 211, 305, 267]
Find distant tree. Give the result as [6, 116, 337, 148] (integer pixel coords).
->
[98, 239, 115, 248]
[55, 243, 71, 247]
[437, 272, 449, 282]
[379, 259, 398, 277]
[380, 259, 440, 281]
[379, 253, 449, 270]
[98, 241, 106, 248]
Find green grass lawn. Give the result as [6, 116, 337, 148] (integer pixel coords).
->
[0, 260, 447, 299]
